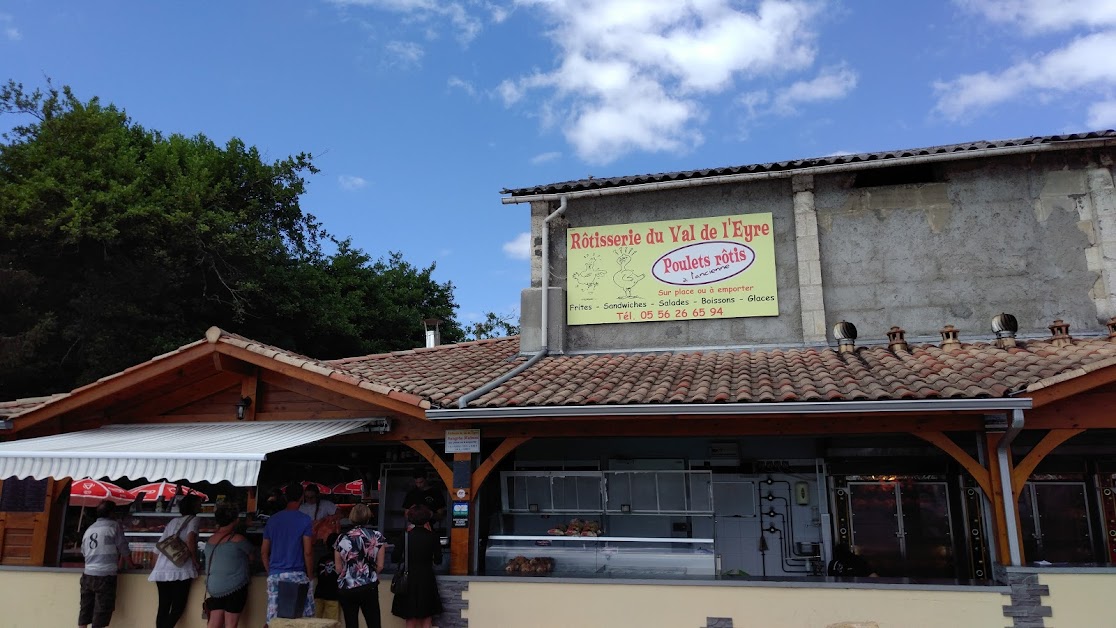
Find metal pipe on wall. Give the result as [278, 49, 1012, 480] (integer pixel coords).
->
[996, 409, 1025, 566]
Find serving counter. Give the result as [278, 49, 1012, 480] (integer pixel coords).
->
[486, 535, 715, 579]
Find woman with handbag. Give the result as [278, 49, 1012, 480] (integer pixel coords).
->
[333, 503, 386, 627]
[202, 502, 254, 628]
[391, 505, 443, 628]
[149, 494, 202, 628]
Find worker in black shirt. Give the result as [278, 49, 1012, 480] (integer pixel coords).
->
[401, 470, 446, 525]
[827, 543, 878, 577]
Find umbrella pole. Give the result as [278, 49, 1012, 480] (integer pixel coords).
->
[76, 505, 85, 531]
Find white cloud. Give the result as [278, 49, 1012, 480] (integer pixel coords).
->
[502, 232, 532, 260]
[327, 0, 485, 44]
[447, 76, 477, 97]
[385, 40, 424, 68]
[1088, 100, 1116, 127]
[530, 151, 561, 164]
[772, 66, 857, 114]
[954, 0, 1116, 33]
[0, 14, 20, 41]
[338, 175, 368, 190]
[933, 31, 1116, 120]
[501, 0, 827, 164]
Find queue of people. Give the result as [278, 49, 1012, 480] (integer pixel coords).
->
[75, 471, 445, 628]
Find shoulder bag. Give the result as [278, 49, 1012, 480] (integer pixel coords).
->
[390, 530, 409, 595]
[155, 514, 196, 567]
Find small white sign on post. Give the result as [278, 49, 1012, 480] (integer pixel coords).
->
[445, 429, 481, 454]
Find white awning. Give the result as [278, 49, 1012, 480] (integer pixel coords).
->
[0, 420, 370, 486]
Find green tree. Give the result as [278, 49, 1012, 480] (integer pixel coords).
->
[0, 80, 463, 399]
[464, 311, 520, 340]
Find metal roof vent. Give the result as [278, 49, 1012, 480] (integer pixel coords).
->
[886, 326, 909, 353]
[992, 313, 1018, 349]
[939, 325, 961, 351]
[1107, 317, 1116, 340]
[1048, 319, 1072, 347]
[833, 321, 857, 354]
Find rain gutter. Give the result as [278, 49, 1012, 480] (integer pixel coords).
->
[500, 138, 1116, 204]
[432, 397, 1032, 420]
[456, 195, 568, 408]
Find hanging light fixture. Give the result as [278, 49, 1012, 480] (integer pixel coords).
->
[235, 396, 252, 420]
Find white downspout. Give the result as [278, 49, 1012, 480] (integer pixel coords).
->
[996, 408, 1025, 566]
[456, 196, 567, 408]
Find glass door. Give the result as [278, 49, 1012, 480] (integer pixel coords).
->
[846, 480, 956, 577]
[901, 482, 954, 577]
[847, 482, 902, 575]
[1019, 482, 1094, 564]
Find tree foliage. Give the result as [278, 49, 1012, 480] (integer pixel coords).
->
[0, 80, 464, 399]
[464, 311, 520, 340]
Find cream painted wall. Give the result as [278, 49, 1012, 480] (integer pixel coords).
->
[0, 571, 405, 628]
[1043, 573, 1113, 628]
[466, 581, 1008, 628]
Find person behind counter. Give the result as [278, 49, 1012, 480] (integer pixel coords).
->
[401, 471, 446, 524]
[149, 494, 203, 628]
[334, 504, 386, 628]
[827, 543, 878, 578]
[262, 482, 315, 622]
[78, 499, 137, 628]
[202, 502, 254, 628]
[391, 505, 443, 628]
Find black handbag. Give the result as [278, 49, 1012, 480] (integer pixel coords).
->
[391, 530, 410, 595]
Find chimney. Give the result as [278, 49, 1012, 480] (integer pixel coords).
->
[940, 325, 961, 351]
[833, 321, 857, 354]
[423, 318, 443, 348]
[1107, 317, 1116, 340]
[886, 326, 909, 353]
[991, 313, 1018, 349]
[1048, 319, 1072, 347]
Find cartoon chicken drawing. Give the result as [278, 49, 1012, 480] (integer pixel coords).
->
[572, 253, 607, 293]
[613, 247, 645, 299]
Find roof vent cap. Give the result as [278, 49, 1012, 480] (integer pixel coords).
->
[992, 313, 1018, 349]
[940, 324, 961, 350]
[1049, 319, 1072, 347]
[886, 326, 909, 353]
[833, 321, 857, 354]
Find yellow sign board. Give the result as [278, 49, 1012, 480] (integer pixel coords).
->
[566, 213, 778, 325]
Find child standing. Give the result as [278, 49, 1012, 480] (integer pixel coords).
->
[314, 532, 341, 621]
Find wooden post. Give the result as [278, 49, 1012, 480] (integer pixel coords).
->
[985, 432, 1025, 565]
[450, 452, 472, 575]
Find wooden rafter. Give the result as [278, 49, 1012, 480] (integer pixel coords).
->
[913, 431, 992, 498]
[215, 344, 425, 420]
[1011, 428, 1087, 501]
[112, 372, 241, 422]
[400, 440, 452, 491]
[471, 437, 530, 497]
[1025, 392, 1116, 429]
[1027, 362, 1116, 407]
[258, 371, 385, 412]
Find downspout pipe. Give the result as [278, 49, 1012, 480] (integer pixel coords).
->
[996, 408, 1025, 566]
[457, 196, 568, 408]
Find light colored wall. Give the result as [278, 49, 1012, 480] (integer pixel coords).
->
[1043, 572, 1113, 628]
[465, 580, 1007, 628]
[0, 571, 405, 628]
[521, 150, 1116, 353]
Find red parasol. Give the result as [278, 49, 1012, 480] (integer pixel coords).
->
[331, 479, 364, 496]
[300, 481, 332, 495]
[69, 478, 134, 508]
[130, 481, 208, 502]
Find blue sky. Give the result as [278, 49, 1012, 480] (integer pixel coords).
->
[2, 0, 1115, 331]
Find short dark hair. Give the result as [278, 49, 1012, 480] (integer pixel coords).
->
[95, 500, 116, 519]
[303, 483, 320, 495]
[178, 494, 202, 516]
[214, 502, 240, 527]
[407, 504, 433, 526]
[284, 482, 304, 504]
[411, 469, 427, 480]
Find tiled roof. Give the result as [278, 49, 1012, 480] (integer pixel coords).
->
[356, 337, 1116, 409]
[332, 337, 523, 408]
[0, 327, 430, 422]
[501, 130, 1116, 197]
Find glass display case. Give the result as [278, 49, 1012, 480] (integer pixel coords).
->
[122, 512, 218, 568]
[485, 535, 715, 579]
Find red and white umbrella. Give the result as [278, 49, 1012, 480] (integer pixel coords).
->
[331, 479, 364, 496]
[301, 481, 332, 495]
[130, 481, 208, 502]
[69, 478, 134, 508]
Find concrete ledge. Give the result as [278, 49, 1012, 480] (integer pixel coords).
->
[269, 620, 340, 628]
[461, 575, 1010, 593]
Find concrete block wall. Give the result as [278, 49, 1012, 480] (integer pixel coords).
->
[519, 147, 1116, 353]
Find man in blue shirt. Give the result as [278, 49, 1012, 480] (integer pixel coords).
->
[261, 482, 314, 621]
